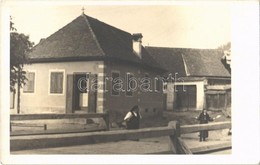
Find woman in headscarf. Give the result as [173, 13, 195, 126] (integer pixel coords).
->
[124, 105, 142, 130]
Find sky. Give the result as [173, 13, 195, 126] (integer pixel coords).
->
[9, 4, 231, 49]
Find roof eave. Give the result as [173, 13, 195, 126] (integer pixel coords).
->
[28, 56, 105, 63]
[188, 75, 231, 79]
[28, 56, 166, 73]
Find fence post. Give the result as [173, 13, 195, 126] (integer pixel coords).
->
[103, 111, 110, 131]
[168, 121, 180, 154]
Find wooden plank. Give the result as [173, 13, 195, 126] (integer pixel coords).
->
[10, 123, 47, 131]
[177, 137, 192, 154]
[103, 111, 110, 131]
[10, 113, 107, 120]
[191, 141, 231, 154]
[11, 126, 174, 151]
[11, 123, 44, 127]
[168, 121, 179, 154]
[180, 121, 231, 134]
[11, 127, 106, 136]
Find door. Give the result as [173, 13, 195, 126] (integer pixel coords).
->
[88, 74, 97, 113]
[66, 74, 74, 113]
[66, 73, 97, 113]
[74, 73, 89, 112]
[175, 85, 197, 110]
[76, 74, 89, 111]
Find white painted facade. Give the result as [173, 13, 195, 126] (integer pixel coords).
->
[11, 61, 104, 114]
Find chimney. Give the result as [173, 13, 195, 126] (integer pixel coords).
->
[39, 38, 46, 44]
[132, 33, 143, 58]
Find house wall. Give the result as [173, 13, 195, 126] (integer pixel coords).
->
[103, 61, 165, 122]
[19, 61, 104, 114]
[167, 81, 205, 111]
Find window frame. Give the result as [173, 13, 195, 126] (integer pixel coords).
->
[126, 72, 134, 97]
[155, 75, 161, 92]
[111, 71, 120, 96]
[142, 72, 150, 92]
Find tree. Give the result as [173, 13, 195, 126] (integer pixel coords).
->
[10, 17, 34, 113]
[217, 41, 231, 51]
[217, 42, 231, 74]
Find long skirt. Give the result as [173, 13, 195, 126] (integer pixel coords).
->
[199, 130, 208, 139]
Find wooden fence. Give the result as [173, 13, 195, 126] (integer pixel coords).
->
[10, 120, 231, 154]
[178, 121, 231, 154]
[10, 112, 110, 132]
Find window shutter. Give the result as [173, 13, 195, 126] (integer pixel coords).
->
[50, 72, 63, 94]
[23, 72, 35, 93]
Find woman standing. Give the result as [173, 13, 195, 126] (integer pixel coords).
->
[196, 109, 213, 142]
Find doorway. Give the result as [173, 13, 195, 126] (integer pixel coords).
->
[66, 73, 97, 113]
[175, 85, 197, 111]
[74, 73, 89, 112]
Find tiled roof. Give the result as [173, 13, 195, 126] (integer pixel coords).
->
[29, 14, 163, 71]
[146, 47, 231, 78]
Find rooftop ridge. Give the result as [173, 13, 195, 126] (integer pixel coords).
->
[146, 46, 221, 51]
[81, 14, 105, 56]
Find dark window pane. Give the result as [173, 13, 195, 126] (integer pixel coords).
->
[126, 73, 133, 96]
[111, 72, 120, 96]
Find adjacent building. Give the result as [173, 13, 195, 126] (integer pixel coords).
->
[146, 47, 231, 111]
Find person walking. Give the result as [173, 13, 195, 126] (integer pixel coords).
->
[124, 105, 142, 130]
[196, 109, 213, 142]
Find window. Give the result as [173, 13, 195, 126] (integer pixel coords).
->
[126, 73, 134, 96]
[145, 108, 149, 112]
[153, 108, 157, 113]
[50, 72, 64, 94]
[23, 72, 35, 93]
[143, 73, 150, 91]
[111, 72, 120, 96]
[163, 82, 168, 92]
[155, 77, 160, 92]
